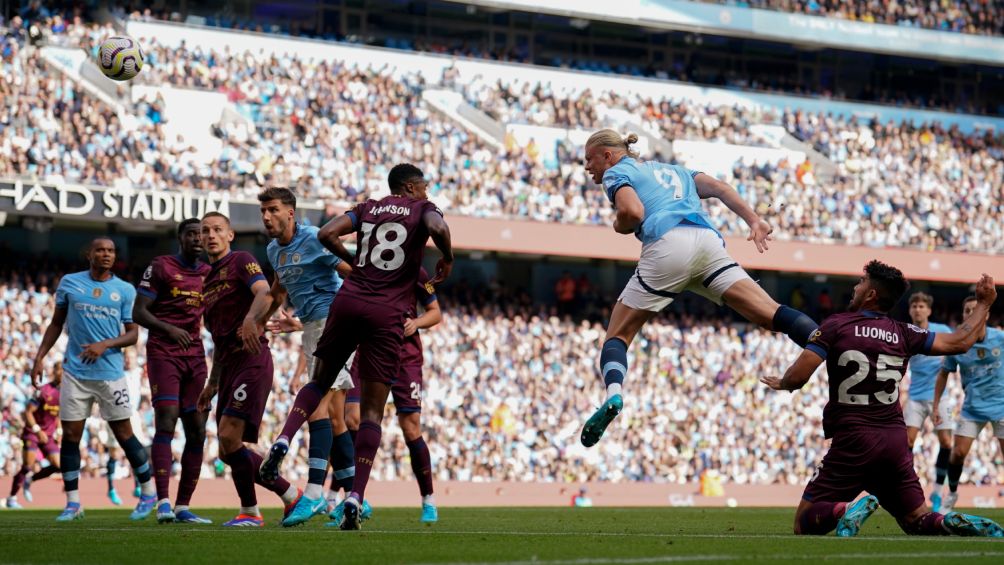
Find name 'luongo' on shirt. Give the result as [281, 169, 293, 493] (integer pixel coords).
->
[854, 325, 901, 344]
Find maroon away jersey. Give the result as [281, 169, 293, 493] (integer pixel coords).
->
[402, 268, 437, 366]
[202, 250, 269, 362]
[343, 195, 440, 313]
[30, 383, 60, 435]
[806, 311, 936, 438]
[138, 255, 211, 358]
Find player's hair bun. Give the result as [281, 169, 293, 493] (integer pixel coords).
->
[623, 133, 639, 147]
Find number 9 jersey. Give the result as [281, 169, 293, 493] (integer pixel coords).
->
[806, 311, 937, 439]
[341, 195, 442, 313]
[602, 156, 719, 245]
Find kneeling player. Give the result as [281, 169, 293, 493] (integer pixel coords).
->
[7, 362, 63, 508]
[195, 212, 300, 527]
[763, 261, 1002, 537]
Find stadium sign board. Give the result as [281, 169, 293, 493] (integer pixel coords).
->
[0, 179, 319, 230]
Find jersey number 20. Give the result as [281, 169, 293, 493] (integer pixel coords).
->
[358, 222, 407, 271]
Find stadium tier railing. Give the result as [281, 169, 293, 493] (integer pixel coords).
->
[4, 177, 1003, 284]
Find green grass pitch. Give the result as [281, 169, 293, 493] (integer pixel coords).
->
[2, 507, 1003, 564]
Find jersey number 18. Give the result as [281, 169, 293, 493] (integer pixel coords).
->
[358, 222, 407, 271]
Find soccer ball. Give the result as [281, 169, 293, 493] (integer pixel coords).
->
[97, 36, 144, 81]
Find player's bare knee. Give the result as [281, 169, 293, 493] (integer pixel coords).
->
[180, 411, 207, 443]
[154, 406, 180, 434]
[108, 419, 135, 442]
[399, 414, 422, 442]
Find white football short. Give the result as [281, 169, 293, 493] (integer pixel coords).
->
[303, 318, 354, 391]
[955, 417, 1004, 439]
[60, 372, 134, 423]
[903, 399, 954, 431]
[619, 226, 752, 312]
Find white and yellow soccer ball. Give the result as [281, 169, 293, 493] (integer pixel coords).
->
[97, 35, 144, 81]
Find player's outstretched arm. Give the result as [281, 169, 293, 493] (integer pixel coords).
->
[930, 274, 997, 355]
[612, 187, 645, 234]
[761, 349, 824, 392]
[257, 278, 288, 328]
[31, 306, 67, 386]
[317, 215, 356, 264]
[80, 322, 139, 364]
[931, 369, 952, 426]
[133, 294, 192, 348]
[424, 210, 454, 285]
[694, 173, 773, 253]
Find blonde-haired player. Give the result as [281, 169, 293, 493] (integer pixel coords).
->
[580, 130, 820, 446]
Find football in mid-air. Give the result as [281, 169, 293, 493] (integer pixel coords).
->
[97, 35, 144, 81]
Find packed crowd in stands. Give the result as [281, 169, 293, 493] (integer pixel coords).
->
[711, 0, 1004, 37]
[2, 264, 1001, 493]
[4, 15, 1004, 253]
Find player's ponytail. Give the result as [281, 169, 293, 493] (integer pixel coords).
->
[586, 129, 640, 159]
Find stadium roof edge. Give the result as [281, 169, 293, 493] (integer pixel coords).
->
[443, 0, 1004, 67]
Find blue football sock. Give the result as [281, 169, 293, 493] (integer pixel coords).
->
[61, 439, 81, 494]
[600, 338, 628, 398]
[308, 419, 333, 491]
[121, 435, 152, 485]
[772, 305, 819, 348]
[329, 431, 355, 493]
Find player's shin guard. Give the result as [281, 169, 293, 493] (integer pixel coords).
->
[948, 462, 963, 492]
[220, 449, 258, 507]
[277, 382, 325, 444]
[246, 448, 293, 496]
[306, 419, 333, 499]
[349, 421, 382, 501]
[60, 440, 81, 500]
[935, 448, 951, 487]
[899, 512, 949, 536]
[330, 431, 355, 493]
[121, 435, 153, 492]
[797, 501, 846, 535]
[10, 467, 28, 496]
[152, 432, 173, 501]
[600, 338, 628, 398]
[772, 305, 819, 348]
[176, 444, 203, 507]
[406, 436, 434, 497]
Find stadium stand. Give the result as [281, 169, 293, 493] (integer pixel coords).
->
[2, 265, 1000, 489]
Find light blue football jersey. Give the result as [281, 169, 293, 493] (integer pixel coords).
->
[266, 224, 343, 323]
[943, 327, 1004, 421]
[602, 157, 719, 246]
[906, 322, 952, 402]
[55, 271, 136, 381]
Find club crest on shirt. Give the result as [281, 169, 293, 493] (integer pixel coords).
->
[993, 348, 1001, 358]
[292, 253, 301, 264]
[174, 273, 183, 281]
[110, 292, 121, 302]
[92, 288, 102, 298]
[218, 268, 228, 279]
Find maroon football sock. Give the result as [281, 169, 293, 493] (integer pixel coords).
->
[152, 432, 174, 501]
[10, 467, 27, 496]
[349, 421, 382, 502]
[406, 436, 434, 497]
[899, 512, 949, 536]
[798, 501, 847, 535]
[31, 464, 60, 481]
[247, 448, 292, 496]
[278, 382, 324, 443]
[175, 445, 203, 507]
[220, 449, 257, 508]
